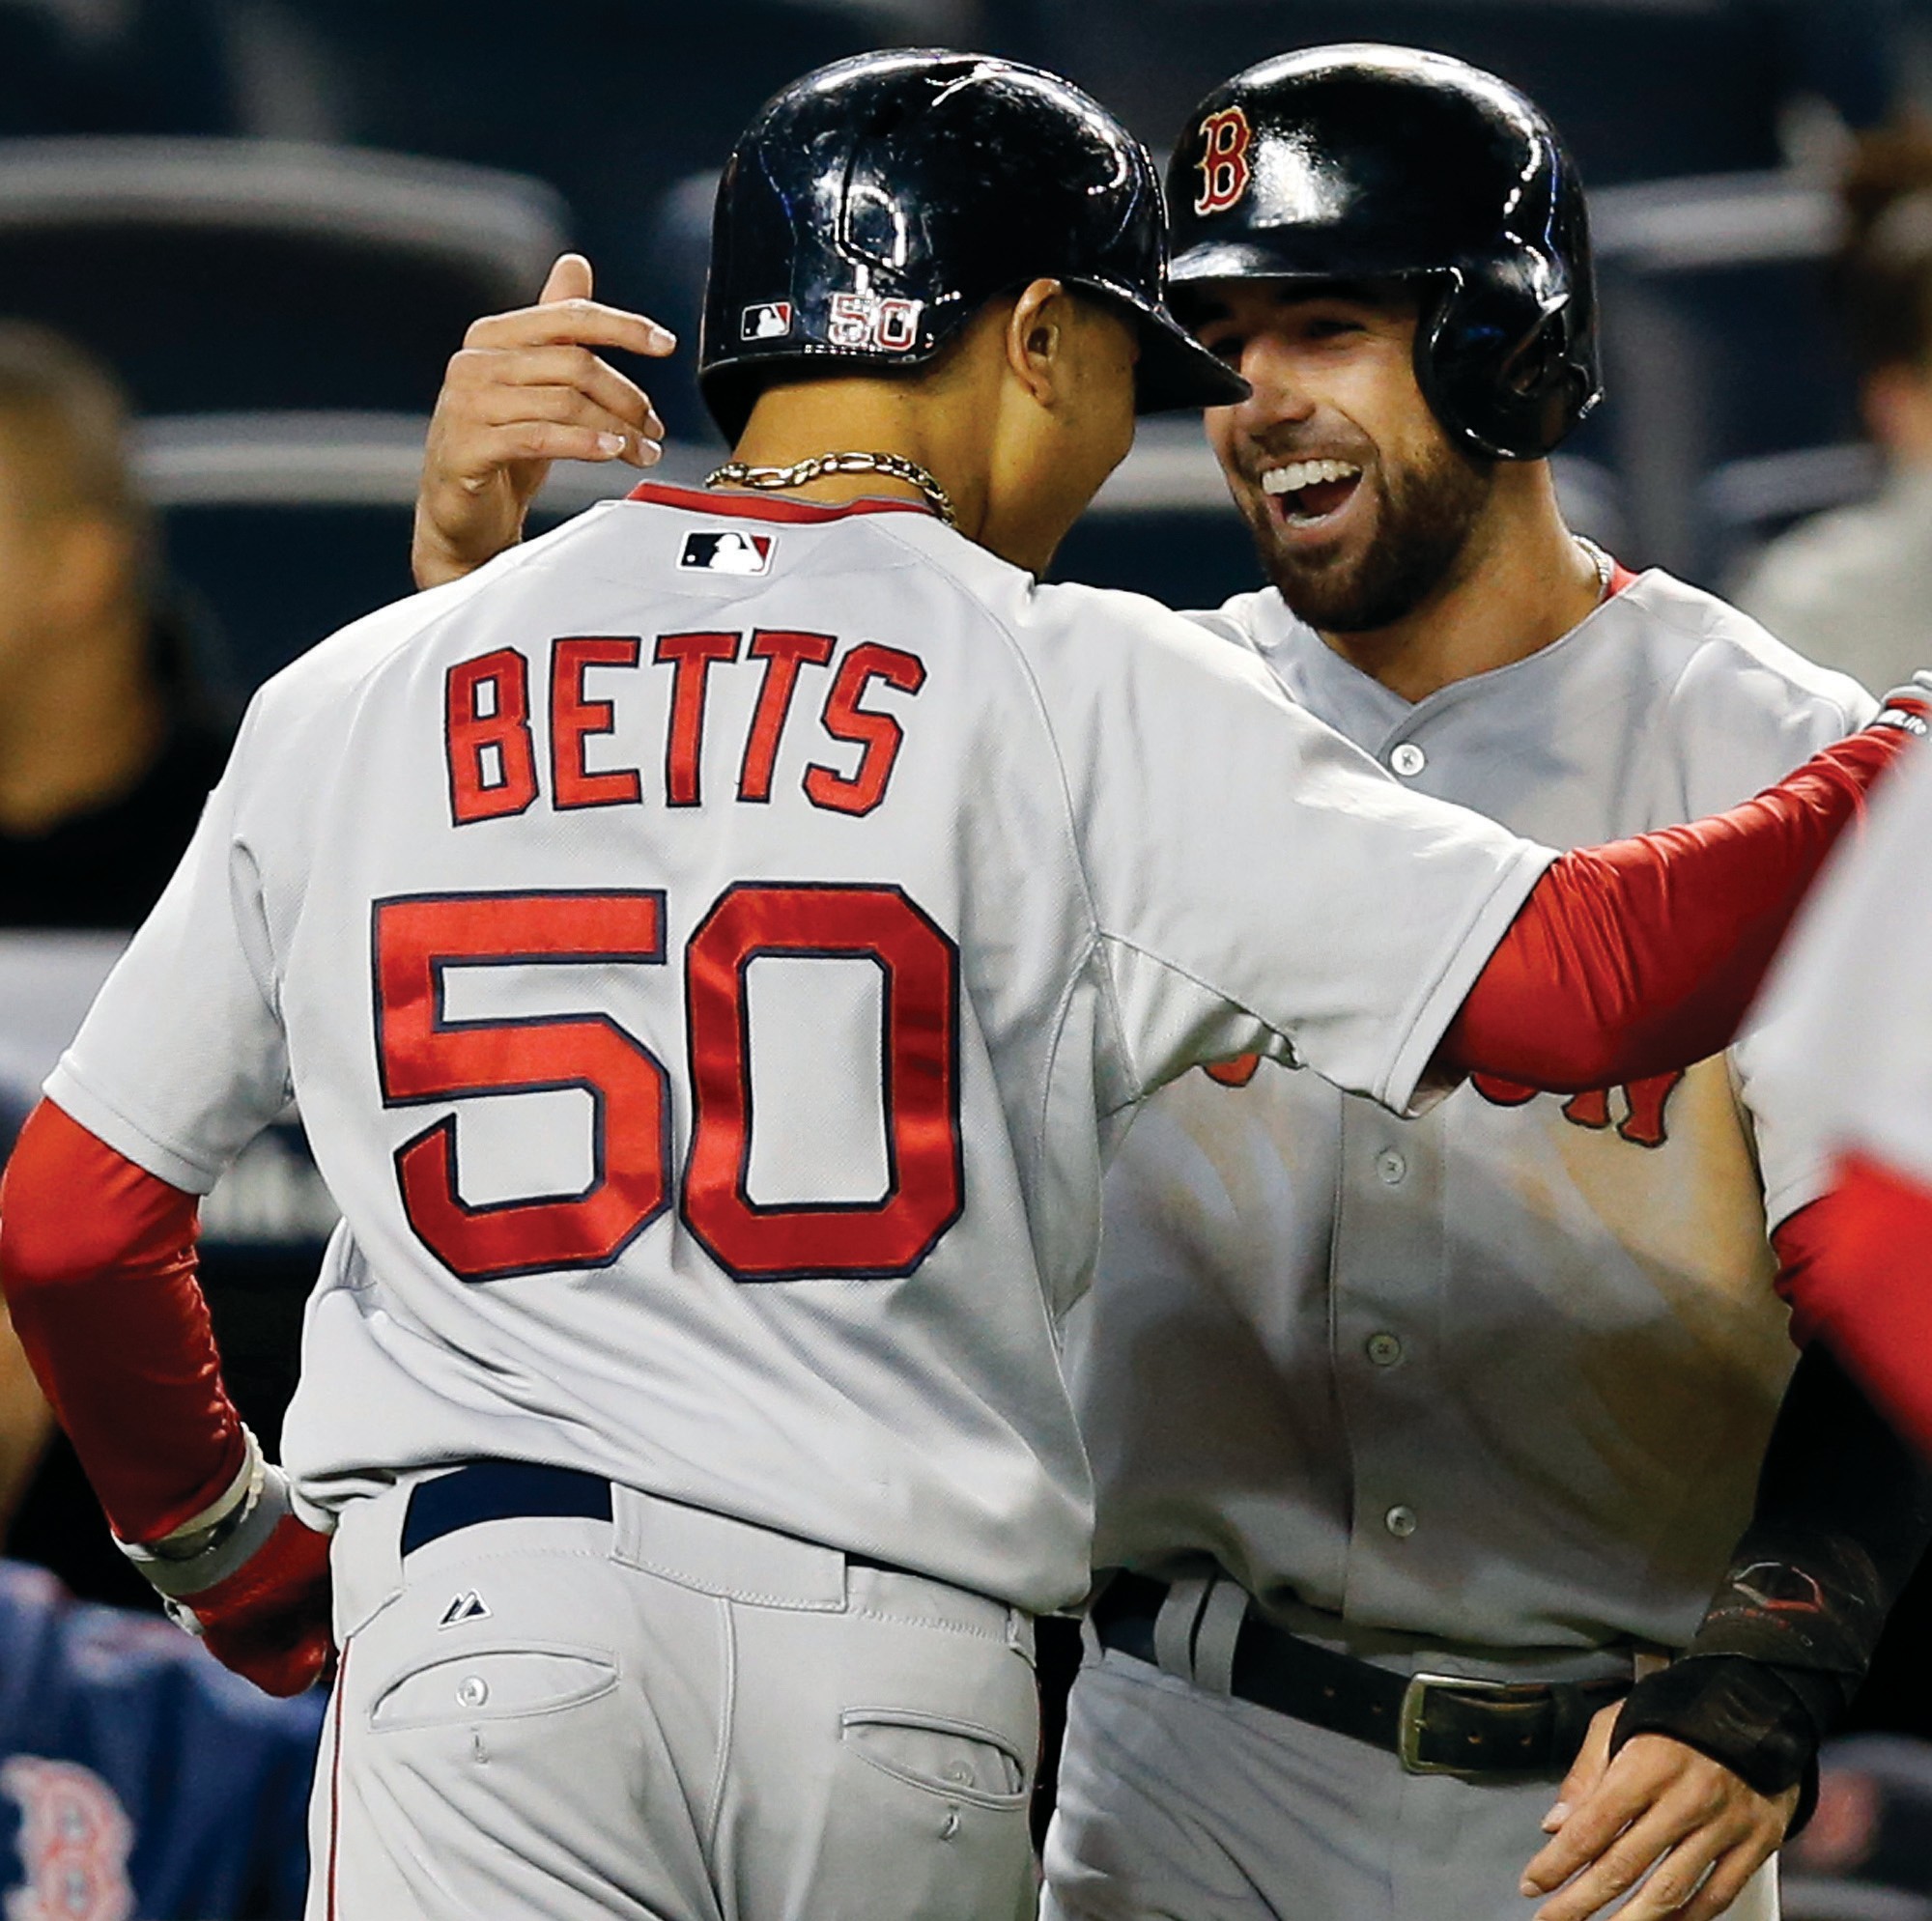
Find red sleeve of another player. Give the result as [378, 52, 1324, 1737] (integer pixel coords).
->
[1440, 724, 1904, 1090]
[1773, 1157, 1932, 1455]
[0, 1100, 245, 1542]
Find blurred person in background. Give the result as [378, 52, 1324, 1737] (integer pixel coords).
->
[0, 323, 230, 932]
[0, 323, 245, 1611]
[1736, 128, 1932, 692]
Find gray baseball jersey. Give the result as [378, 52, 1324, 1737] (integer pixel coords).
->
[1754, 733, 1932, 1193]
[1071, 567, 1874, 1651]
[45, 483, 1554, 1620]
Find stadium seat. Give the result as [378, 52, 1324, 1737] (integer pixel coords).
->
[1589, 170, 1862, 581]
[0, 137, 565, 415]
[263, 0, 942, 430]
[1023, 0, 1899, 184]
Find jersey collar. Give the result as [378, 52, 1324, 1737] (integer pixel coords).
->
[627, 480, 940, 523]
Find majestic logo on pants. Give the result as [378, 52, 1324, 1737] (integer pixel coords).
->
[1194, 106, 1253, 215]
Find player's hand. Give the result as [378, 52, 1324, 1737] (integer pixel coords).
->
[413, 252, 677, 590]
[1520, 1708, 1798, 1921]
[185, 1510, 334, 1697]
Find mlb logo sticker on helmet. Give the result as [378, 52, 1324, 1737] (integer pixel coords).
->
[680, 530, 775, 575]
[741, 302, 793, 341]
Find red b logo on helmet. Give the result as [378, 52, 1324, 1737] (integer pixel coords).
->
[1194, 106, 1253, 215]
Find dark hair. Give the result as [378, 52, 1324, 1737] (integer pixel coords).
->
[1835, 128, 1932, 377]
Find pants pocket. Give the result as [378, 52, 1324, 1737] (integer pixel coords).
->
[840, 1709, 1030, 1808]
[368, 1644, 618, 1731]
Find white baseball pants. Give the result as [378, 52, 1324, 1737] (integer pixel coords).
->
[1041, 1639, 1778, 1921]
[305, 1473, 1038, 1920]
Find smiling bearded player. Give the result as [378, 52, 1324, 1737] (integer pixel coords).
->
[403, 44, 1932, 1921]
[1043, 47, 1932, 1921]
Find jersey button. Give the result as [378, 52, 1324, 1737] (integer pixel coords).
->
[457, 1675, 490, 1709]
[1375, 1148, 1406, 1186]
[1389, 743, 1427, 777]
[1384, 1505, 1419, 1540]
[1366, 1332, 1404, 1368]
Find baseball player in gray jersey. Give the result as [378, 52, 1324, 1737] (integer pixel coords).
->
[410, 43, 1932, 1921]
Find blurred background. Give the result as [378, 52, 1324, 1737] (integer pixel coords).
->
[8, 3, 1932, 1912]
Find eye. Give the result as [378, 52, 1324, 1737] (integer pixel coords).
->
[1200, 331, 1246, 367]
[1304, 316, 1365, 341]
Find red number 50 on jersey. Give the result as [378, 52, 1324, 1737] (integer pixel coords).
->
[373, 886, 963, 1284]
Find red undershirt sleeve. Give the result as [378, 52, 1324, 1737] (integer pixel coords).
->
[1773, 1156, 1932, 1455]
[1437, 725, 1903, 1091]
[0, 1098, 245, 1544]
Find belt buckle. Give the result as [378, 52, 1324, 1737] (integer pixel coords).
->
[1397, 1670, 1515, 1776]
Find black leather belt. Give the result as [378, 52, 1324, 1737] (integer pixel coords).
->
[1093, 1572, 1630, 1777]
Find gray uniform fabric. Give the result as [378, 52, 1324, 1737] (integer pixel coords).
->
[1044, 569, 1871, 1921]
[310, 1474, 1038, 1921]
[1734, 466, 1932, 702]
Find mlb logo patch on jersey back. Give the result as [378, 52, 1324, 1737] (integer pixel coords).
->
[742, 301, 792, 340]
[680, 530, 775, 575]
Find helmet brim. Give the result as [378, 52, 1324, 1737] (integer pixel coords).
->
[1129, 300, 1251, 411]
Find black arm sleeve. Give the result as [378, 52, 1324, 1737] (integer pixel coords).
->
[1610, 1342, 1932, 1805]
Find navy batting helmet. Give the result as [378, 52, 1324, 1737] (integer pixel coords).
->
[699, 49, 1249, 442]
[1166, 44, 1602, 461]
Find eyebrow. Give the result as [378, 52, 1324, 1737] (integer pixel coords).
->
[1188, 278, 1414, 326]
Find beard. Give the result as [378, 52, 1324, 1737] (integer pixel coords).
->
[1251, 436, 1495, 635]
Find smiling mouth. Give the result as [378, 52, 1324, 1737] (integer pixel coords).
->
[1260, 458, 1363, 526]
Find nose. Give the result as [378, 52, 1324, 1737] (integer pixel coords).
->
[1233, 332, 1316, 429]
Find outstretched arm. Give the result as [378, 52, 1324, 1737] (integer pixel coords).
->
[1439, 692, 1929, 1093]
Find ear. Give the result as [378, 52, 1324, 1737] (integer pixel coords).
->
[1004, 277, 1073, 407]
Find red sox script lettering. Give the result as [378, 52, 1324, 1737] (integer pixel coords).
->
[443, 633, 923, 826]
[1203, 1058, 1687, 1149]
[1468, 1067, 1687, 1148]
[1194, 106, 1254, 215]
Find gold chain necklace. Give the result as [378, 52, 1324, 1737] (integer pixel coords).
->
[704, 450, 957, 527]
[1574, 535, 1615, 604]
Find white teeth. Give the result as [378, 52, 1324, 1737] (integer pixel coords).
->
[1260, 459, 1362, 496]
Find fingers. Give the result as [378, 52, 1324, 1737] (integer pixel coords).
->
[1525, 1743, 1677, 1897]
[1675, 1844, 1772, 1921]
[538, 251, 595, 304]
[1529, 1795, 1705, 1921]
[443, 420, 665, 476]
[464, 293, 676, 360]
[464, 345, 664, 438]
[1545, 1704, 1618, 1833]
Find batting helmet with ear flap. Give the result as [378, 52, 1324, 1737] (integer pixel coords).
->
[699, 48, 1250, 442]
[1165, 43, 1603, 461]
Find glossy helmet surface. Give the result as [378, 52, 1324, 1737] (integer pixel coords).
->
[1165, 43, 1602, 459]
[699, 48, 1249, 440]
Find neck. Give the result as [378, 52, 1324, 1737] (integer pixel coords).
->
[0, 611, 166, 836]
[1315, 465, 1604, 704]
[728, 380, 983, 537]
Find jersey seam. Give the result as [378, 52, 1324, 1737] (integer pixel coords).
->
[863, 518, 1138, 1111]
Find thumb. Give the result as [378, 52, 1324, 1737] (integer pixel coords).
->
[538, 252, 594, 304]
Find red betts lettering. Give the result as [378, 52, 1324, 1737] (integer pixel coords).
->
[443, 632, 924, 820]
[739, 630, 836, 802]
[805, 642, 926, 817]
[655, 631, 741, 806]
[551, 636, 641, 810]
[445, 649, 538, 824]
